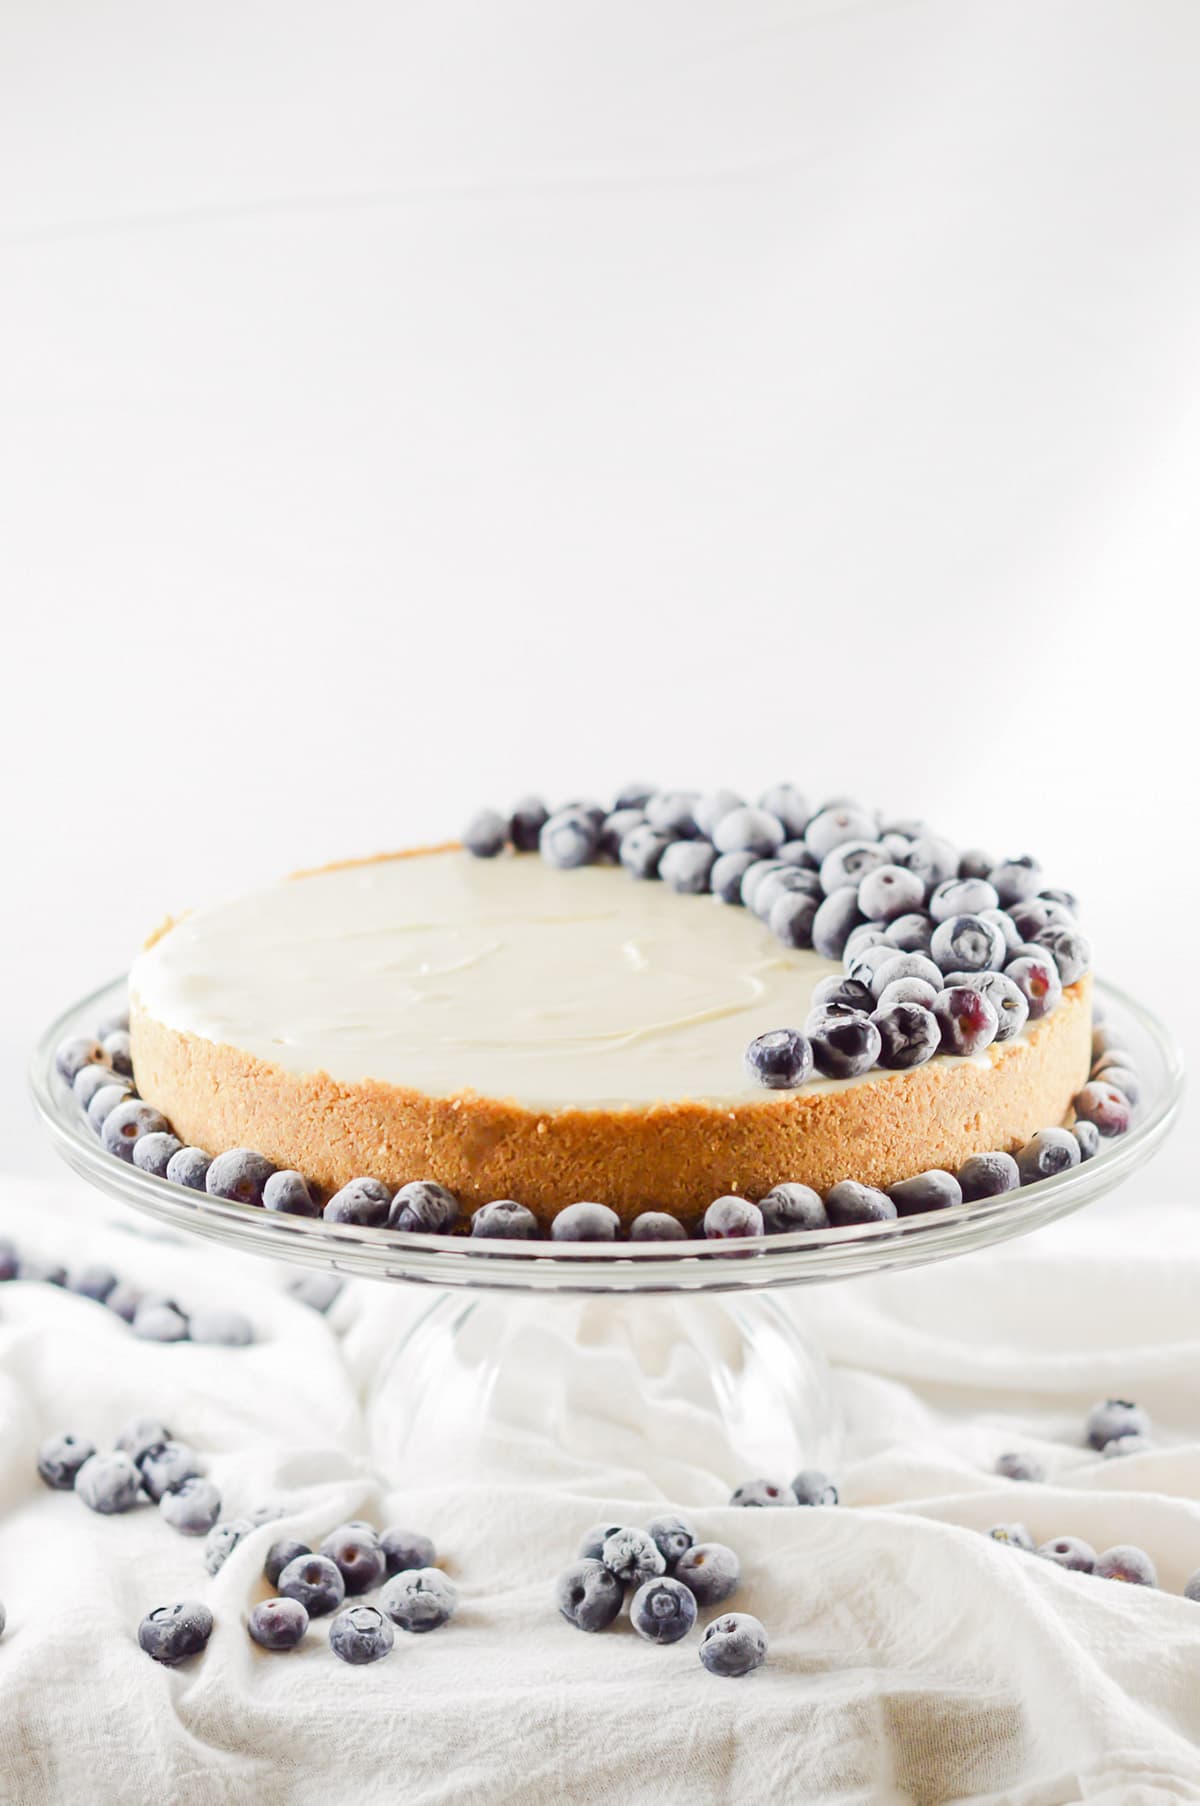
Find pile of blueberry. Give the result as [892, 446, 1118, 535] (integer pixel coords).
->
[728, 1468, 839, 1508]
[556, 1512, 768, 1677]
[37, 1414, 224, 1537]
[0, 1228, 255, 1345]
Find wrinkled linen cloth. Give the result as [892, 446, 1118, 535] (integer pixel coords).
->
[1, 1173, 1199, 1806]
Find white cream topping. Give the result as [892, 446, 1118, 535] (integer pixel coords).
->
[131, 849, 1005, 1112]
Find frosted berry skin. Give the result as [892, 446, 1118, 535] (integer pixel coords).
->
[249, 1597, 309, 1651]
[67, 1262, 118, 1303]
[933, 986, 999, 1057]
[1039, 1536, 1096, 1573]
[703, 1196, 765, 1239]
[37, 1432, 96, 1490]
[1085, 1399, 1150, 1451]
[646, 1515, 695, 1567]
[820, 840, 887, 896]
[278, 1554, 346, 1617]
[551, 1202, 620, 1242]
[881, 913, 932, 956]
[967, 971, 1029, 1043]
[791, 1469, 838, 1506]
[730, 1478, 794, 1508]
[1072, 1120, 1101, 1162]
[1095, 1546, 1157, 1587]
[577, 1523, 623, 1562]
[76, 1452, 142, 1514]
[928, 877, 1001, 923]
[389, 1180, 459, 1234]
[713, 805, 785, 858]
[872, 1002, 940, 1071]
[905, 835, 958, 896]
[205, 1149, 275, 1206]
[509, 795, 550, 852]
[618, 823, 672, 879]
[825, 1181, 897, 1227]
[930, 914, 1008, 976]
[471, 1199, 539, 1239]
[539, 807, 599, 870]
[1095, 1064, 1140, 1106]
[810, 1013, 882, 1079]
[329, 1605, 395, 1664]
[1033, 924, 1092, 986]
[699, 1613, 768, 1678]
[868, 952, 943, 1000]
[116, 1416, 171, 1463]
[644, 791, 700, 839]
[321, 1526, 387, 1596]
[204, 1518, 253, 1574]
[842, 923, 890, 964]
[380, 1528, 436, 1575]
[887, 1170, 962, 1215]
[758, 1183, 827, 1234]
[995, 1452, 1045, 1483]
[56, 1035, 107, 1084]
[463, 808, 508, 858]
[598, 808, 645, 859]
[675, 1542, 740, 1606]
[660, 840, 717, 895]
[166, 1147, 212, 1192]
[630, 1577, 698, 1645]
[988, 1523, 1035, 1551]
[1072, 1081, 1132, 1138]
[758, 783, 811, 840]
[876, 977, 938, 1014]
[811, 886, 864, 960]
[857, 863, 926, 922]
[1015, 1128, 1081, 1185]
[160, 1478, 223, 1537]
[138, 1601, 214, 1666]
[141, 1441, 205, 1502]
[957, 1151, 1021, 1201]
[601, 1528, 666, 1585]
[131, 1132, 183, 1178]
[1004, 954, 1063, 1020]
[629, 1211, 689, 1242]
[767, 890, 820, 952]
[811, 975, 875, 1014]
[324, 1177, 391, 1226]
[262, 1170, 320, 1217]
[805, 805, 877, 863]
[134, 1300, 189, 1342]
[102, 1100, 171, 1163]
[265, 1539, 312, 1587]
[712, 850, 758, 904]
[988, 857, 1042, 908]
[73, 1063, 121, 1113]
[745, 1029, 813, 1091]
[694, 789, 745, 839]
[556, 1560, 623, 1633]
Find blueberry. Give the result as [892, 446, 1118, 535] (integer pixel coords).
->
[140, 1442, 205, 1502]
[205, 1518, 254, 1575]
[644, 791, 700, 839]
[887, 1170, 962, 1215]
[55, 1035, 105, 1084]
[1004, 954, 1063, 1020]
[660, 840, 717, 894]
[694, 789, 746, 838]
[116, 1415, 172, 1463]
[904, 835, 958, 895]
[262, 1170, 319, 1216]
[928, 877, 1000, 923]
[872, 1002, 940, 1071]
[712, 806, 784, 858]
[841, 922, 890, 965]
[133, 1300, 190, 1342]
[777, 842, 817, 870]
[824, 1181, 897, 1226]
[711, 850, 759, 905]
[102, 1029, 134, 1076]
[1038, 1536, 1096, 1572]
[987, 1523, 1035, 1551]
[1102, 1434, 1151, 1458]
[138, 1601, 214, 1666]
[1092, 1045, 1136, 1077]
[699, 1613, 767, 1678]
[646, 1515, 695, 1568]
[933, 986, 998, 1057]
[190, 1308, 254, 1346]
[809, 1013, 881, 1079]
[885, 913, 935, 954]
[551, 1202, 620, 1242]
[1010, 898, 1072, 939]
[1073, 1080, 1131, 1139]
[963, 971, 1029, 1044]
[16, 1255, 66, 1285]
[389, 1179, 459, 1234]
[876, 978, 938, 1014]
[1072, 1120, 1101, 1162]
[130, 1131, 183, 1179]
[471, 1198, 539, 1238]
[278, 1553, 346, 1617]
[811, 975, 875, 1014]
[867, 952, 943, 1001]
[0, 1238, 15, 1283]
[66, 1262, 119, 1303]
[703, 1196, 765, 1239]
[618, 824, 672, 879]
[249, 1596, 309, 1651]
[675, 1543, 741, 1606]
[509, 795, 550, 852]
[1039, 886, 1079, 914]
[598, 807, 647, 858]
[630, 1577, 698, 1645]
[812, 888, 865, 961]
[956, 849, 993, 881]
[329, 1605, 395, 1664]
[805, 806, 877, 863]
[1095, 1545, 1157, 1587]
[540, 806, 600, 869]
[1185, 1571, 1200, 1604]
[744, 1029, 812, 1091]
[614, 781, 656, 812]
[1033, 924, 1092, 986]
[556, 1559, 623, 1632]
[857, 864, 926, 922]
[160, 1477, 223, 1536]
[758, 783, 811, 839]
[463, 807, 508, 858]
[102, 1100, 171, 1163]
[73, 1063, 122, 1112]
[986, 857, 1041, 908]
[739, 858, 788, 911]
[261, 1540, 310, 1588]
[1085, 1398, 1149, 1451]
[929, 914, 1007, 977]
[957, 1151, 1021, 1201]
[729, 1478, 793, 1507]
[995, 1452, 1045, 1482]
[37, 1432, 97, 1489]
[287, 1272, 344, 1313]
[820, 840, 888, 898]
[76, 1452, 142, 1514]
[321, 1525, 387, 1595]
[85, 1084, 133, 1135]
[1015, 1128, 1081, 1184]
[324, 1178, 391, 1225]
[165, 1146, 212, 1191]
[206, 1148, 276, 1206]
[768, 890, 820, 950]
[601, 1527, 666, 1584]
[379, 1566, 458, 1633]
[629, 1211, 688, 1241]
[980, 908, 1023, 954]
[1093, 1064, 1140, 1106]
[758, 1183, 827, 1233]
[790, 1469, 838, 1505]
[755, 864, 822, 921]
[577, 1523, 624, 1562]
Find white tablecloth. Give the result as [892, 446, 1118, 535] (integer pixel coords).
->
[2, 1174, 1199, 1805]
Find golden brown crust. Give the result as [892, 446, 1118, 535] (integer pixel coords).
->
[130, 975, 1091, 1225]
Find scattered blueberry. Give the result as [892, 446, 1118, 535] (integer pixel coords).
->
[471, 1198, 539, 1238]
[630, 1577, 698, 1644]
[76, 1452, 142, 1514]
[646, 1515, 695, 1567]
[379, 1567, 458, 1633]
[629, 1211, 688, 1241]
[165, 1147, 212, 1191]
[329, 1604, 395, 1664]
[842, 922, 891, 964]
[0, 1238, 16, 1283]
[867, 952, 943, 1000]
[933, 986, 998, 1057]
[758, 1183, 827, 1233]
[601, 1527, 666, 1584]
[811, 975, 875, 1013]
[463, 808, 508, 858]
[809, 1013, 882, 1079]
[1004, 954, 1063, 1020]
[389, 1180, 459, 1234]
[116, 1416, 172, 1463]
[321, 1525, 387, 1595]
[1072, 1080, 1132, 1139]
[660, 840, 717, 895]
[729, 1478, 793, 1508]
[262, 1170, 320, 1216]
[577, 1523, 623, 1562]
[138, 1601, 214, 1665]
[102, 1100, 171, 1163]
[712, 850, 759, 905]
[265, 1539, 312, 1587]
[995, 1452, 1045, 1482]
[699, 1613, 767, 1678]
[551, 1202, 620, 1242]
[205, 1149, 275, 1206]
[189, 1308, 254, 1346]
[556, 1560, 623, 1632]
[16, 1255, 67, 1285]
[249, 1596, 309, 1651]
[824, 1181, 897, 1227]
[957, 849, 994, 881]
[205, 1518, 254, 1575]
[790, 1469, 838, 1506]
[324, 1177, 392, 1226]
[1184, 1571, 1200, 1604]
[1095, 1545, 1157, 1587]
[37, 1432, 97, 1490]
[278, 1553, 346, 1617]
[987, 1523, 1035, 1551]
[887, 1170, 962, 1215]
[957, 1151, 1021, 1200]
[1038, 1536, 1096, 1572]
[55, 1035, 105, 1084]
[1015, 1128, 1081, 1185]
[745, 1029, 812, 1090]
[67, 1262, 119, 1304]
[1085, 1399, 1150, 1451]
[614, 781, 656, 812]
[160, 1478, 223, 1536]
[872, 1002, 940, 1070]
[703, 1196, 765, 1239]
[675, 1543, 740, 1606]
[133, 1300, 189, 1342]
[103, 1281, 143, 1322]
[540, 807, 599, 870]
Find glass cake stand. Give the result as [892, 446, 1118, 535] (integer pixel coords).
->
[31, 978, 1183, 1489]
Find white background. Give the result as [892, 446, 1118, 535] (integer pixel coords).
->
[1, 0, 1195, 1199]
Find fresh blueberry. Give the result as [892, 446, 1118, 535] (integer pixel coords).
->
[703, 1196, 765, 1239]
[262, 1170, 319, 1216]
[471, 1199, 539, 1238]
[872, 1003, 940, 1071]
[1085, 1399, 1150, 1451]
[930, 914, 1007, 976]
[711, 850, 759, 905]
[324, 1178, 391, 1226]
[928, 877, 1000, 923]
[745, 1029, 812, 1091]
[957, 1151, 1021, 1200]
[933, 986, 999, 1057]
[629, 1211, 688, 1241]
[646, 1515, 695, 1567]
[102, 1100, 171, 1163]
[1015, 1128, 1081, 1184]
[675, 1542, 740, 1605]
[758, 784, 811, 839]
[767, 890, 820, 950]
[790, 1469, 838, 1505]
[321, 1525, 387, 1595]
[660, 840, 717, 894]
[713, 806, 784, 858]
[699, 1613, 767, 1678]
[693, 790, 745, 839]
[729, 1478, 794, 1507]
[73, 1063, 123, 1112]
[885, 913, 935, 954]
[138, 1601, 214, 1665]
[876, 977, 939, 1014]
[1093, 1064, 1140, 1107]
[130, 1132, 183, 1179]
[206, 1148, 276, 1205]
[165, 1146, 212, 1191]
[1072, 1119, 1101, 1162]
[1072, 1080, 1131, 1138]
[601, 1527, 666, 1584]
[619, 824, 672, 879]
[1004, 954, 1063, 1020]
[809, 1013, 882, 1079]
[278, 1553, 346, 1617]
[804, 806, 877, 863]
[551, 1202, 620, 1242]
[758, 1183, 827, 1233]
[540, 807, 600, 869]
[576, 1523, 624, 1562]
[205, 1518, 254, 1575]
[463, 808, 508, 858]
[904, 835, 959, 895]
[248, 1596, 309, 1651]
[102, 1029, 134, 1076]
[630, 1577, 698, 1645]
[987, 1523, 1035, 1551]
[133, 1300, 190, 1342]
[66, 1262, 119, 1303]
[287, 1272, 344, 1313]
[556, 1559, 623, 1632]
[160, 1477, 223, 1536]
[140, 1441, 205, 1502]
[857, 864, 926, 923]
[37, 1432, 97, 1490]
[265, 1539, 312, 1587]
[812, 888, 865, 961]
[55, 1035, 106, 1084]
[189, 1308, 254, 1346]
[1038, 1536, 1096, 1572]
[509, 795, 550, 852]
[329, 1604, 395, 1664]
[887, 1170, 962, 1215]
[380, 1567, 458, 1633]
[824, 1181, 897, 1226]
[1095, 1545, 1157, 1587]
[995, 1452, 1045, 1482]
[644, 791, 700, 839]
[389, 1180, 459, 1234]
[819, 840, 888, 897]
[76, 1452, 142, 1514]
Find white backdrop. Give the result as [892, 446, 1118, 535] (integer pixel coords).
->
[2, 0, 1196, 1195]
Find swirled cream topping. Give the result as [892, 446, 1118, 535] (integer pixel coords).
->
[131, 848, 859, 1110]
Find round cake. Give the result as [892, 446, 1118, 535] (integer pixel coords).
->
[128, 841, 1092, 1222]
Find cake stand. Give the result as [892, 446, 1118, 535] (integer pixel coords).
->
[31, 979, 1183, 1493]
